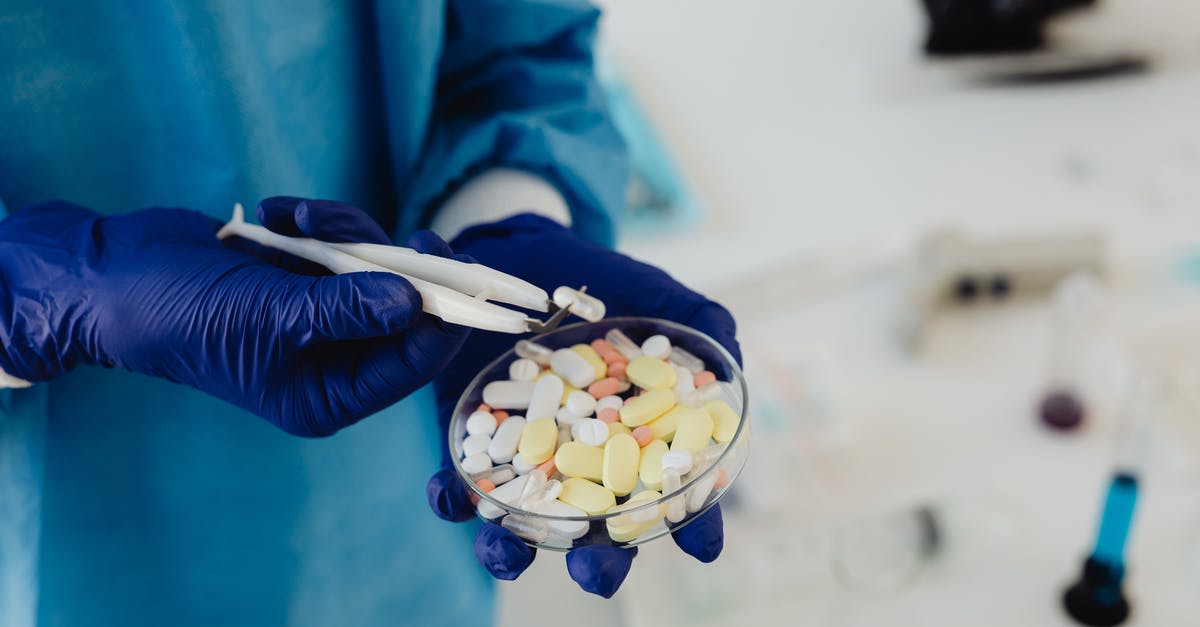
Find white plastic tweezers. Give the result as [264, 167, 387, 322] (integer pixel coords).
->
[216, 204, 604, 333]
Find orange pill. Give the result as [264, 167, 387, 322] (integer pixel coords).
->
[588, 377, 622, 398]
[536, 458, 557, 478]
[477, 403, 492, 413]
[631, 426, 654, 447]
[598, 408, 620, 423]
[713, 467, 730, 491]
[693, 371, 716, 387]
[476, 478, 497, 493]
[591, 339, 625, 365]
[493, 410, 510, 424]
[608, 361, 627, 379]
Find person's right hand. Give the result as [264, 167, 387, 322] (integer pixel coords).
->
[0, 198, 470, 436]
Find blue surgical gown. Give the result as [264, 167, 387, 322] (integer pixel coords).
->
[0, 1, 627, 625]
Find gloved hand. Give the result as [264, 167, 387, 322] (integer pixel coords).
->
[0, 197, 469, 436]
[427, 214, 740, 598]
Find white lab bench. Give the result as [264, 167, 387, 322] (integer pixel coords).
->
[497, 1, 1200, 625]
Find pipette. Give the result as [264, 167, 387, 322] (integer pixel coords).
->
[216, 204, 605, 333]
[1062, 374, 1154, 626]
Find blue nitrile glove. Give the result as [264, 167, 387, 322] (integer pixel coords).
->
[427, 214, 740, 598]
[0, 197, 469, 436]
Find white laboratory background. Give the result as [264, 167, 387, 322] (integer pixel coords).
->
[497, 0, 1200, 625]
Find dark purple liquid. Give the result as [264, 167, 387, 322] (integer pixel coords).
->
[1040, 390, 1084, 430]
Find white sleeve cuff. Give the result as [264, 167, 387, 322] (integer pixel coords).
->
[429, 167, 572, 242]
[0, 367, 31, 389]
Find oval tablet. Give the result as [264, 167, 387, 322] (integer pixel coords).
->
[554, 441, 604, 482]
[602, 433, 640, 497]
[550, 348, 597, 388]
[487, 415, 526, 463]
[701, 400, 740, 443]
[571, 344, 607, 381]
[625, 356, 677, 390]
[526, 373, 564, 422]
[638, 439, 669, 491]
[671, 409, 714, 453]
[619, 388, 675, 427]
[482, 380, 535, 409]
[517, 418, 557, 465]
[560, 477, 616, 515]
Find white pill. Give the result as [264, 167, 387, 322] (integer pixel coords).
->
[686, 471, 720, 513]
[661, 449, 694, 475]
[482, 380, 535, 409]
[508, 358, 540, 382]
[575, 419, 610, 447]
[462, 452, 493, 476]
[672, 364, 695, 400]
[465, 411, 497, 437]
[662, 469, 686, 523]
[641, 334, 671, 359]
[488, 415, 525, 463]
[462, 433, 492, 457]
[542, 500, 590, 540]
[488, 464, 516, 485]
[550, 348, 597, 388]
[526, 375, 564, 422]
[478, 473, 529, 519]
[513, 452, 537, 475]
[555, 407, 585, 427]
[595, 395, 624, 412]
[565, 390, 597, 416]
[515, 340, 553, 366]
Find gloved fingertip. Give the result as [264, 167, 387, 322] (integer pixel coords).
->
[256, 196, 307, 236]
[565, 545, 637, 598]
[296, 199, 391, 245]
[686, 303, 743, 367]
[406, 230, 455, 258]
[671, 504, 724, 563]
[426, 468, 476, 522]
[475, 523, 536, 580]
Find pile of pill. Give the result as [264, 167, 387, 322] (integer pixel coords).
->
[458, 328, 740, 545]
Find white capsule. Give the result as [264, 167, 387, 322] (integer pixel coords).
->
[575, 419, 610, 447]
[515, 340, 553, 366]
[686, 471, 720, 513]
[672, 364, 695, 400]
[502, 513, 550, 542]
[465, 411, 497, 437]
[662, 469, 686, 523]
[487, 415, 525, 463]
[605, 328, 643, 360]
[512, 452, 537, 475]
[668, 346, 705, 373]
[641, 334, 671, 359]
[526, 374, 564, 422]
[478, 474, 529, 519]
[462, 452, 493, 476]
[482, 380, 535, 409]
[661, 449, 694, 475]
[556, 407, 585, 427]
[488, 464, 517, 486]
[508, 358, 541, 382]
[565, 390, 598, 416]
[552, 286, 606, 322]
[687, 382, 723, 406]
[462, 433, 492, 458]
[595, 395, 624, 412]
[550, 348, 597, 388]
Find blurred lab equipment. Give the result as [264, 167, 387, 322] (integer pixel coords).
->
[921, 0, 1096, 55]
[898, 229, 1105, 349]
[1039, 274, 1106, 431]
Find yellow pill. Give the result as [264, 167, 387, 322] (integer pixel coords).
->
[638, 439, 669, 491]
[647, 405, 700, 442]
[619, 388, 675, 427]
[606, 490, 663, 542]
[702, 400, 740, 443]
[671, 409, 714, 453]
[560, 477, 616, 515]
[625, 355, 677, 390]
[517, 418, 558, 465]
[571, 344, 607, 381]
[608, 422, 631, 439]
[602, 433, 640, 496]
[554, 441, 603, 482]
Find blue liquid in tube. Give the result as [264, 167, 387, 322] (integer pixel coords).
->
[1091, 473, 1138, 567]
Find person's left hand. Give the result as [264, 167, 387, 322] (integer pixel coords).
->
[426, 214, 739, 597]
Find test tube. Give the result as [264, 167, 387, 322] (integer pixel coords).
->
[1039, 274, 1102, 431]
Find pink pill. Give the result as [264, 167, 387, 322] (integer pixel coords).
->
[591, 339, 625, 365]
[713, 467, 730, 491]
[608, 361, 627, 379]
[477, 403, 492, 413]
[693, 371, 717, 387]
[493, 410, 510, 424]
[631, 426, 654, 447]
[588, 377, 622, 398]
[536, 458, 557, 478]
[476, 478, 497, 493]
[598, 408, 620, 423]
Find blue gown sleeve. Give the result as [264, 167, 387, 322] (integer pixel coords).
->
[396, 0, 628, 247]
